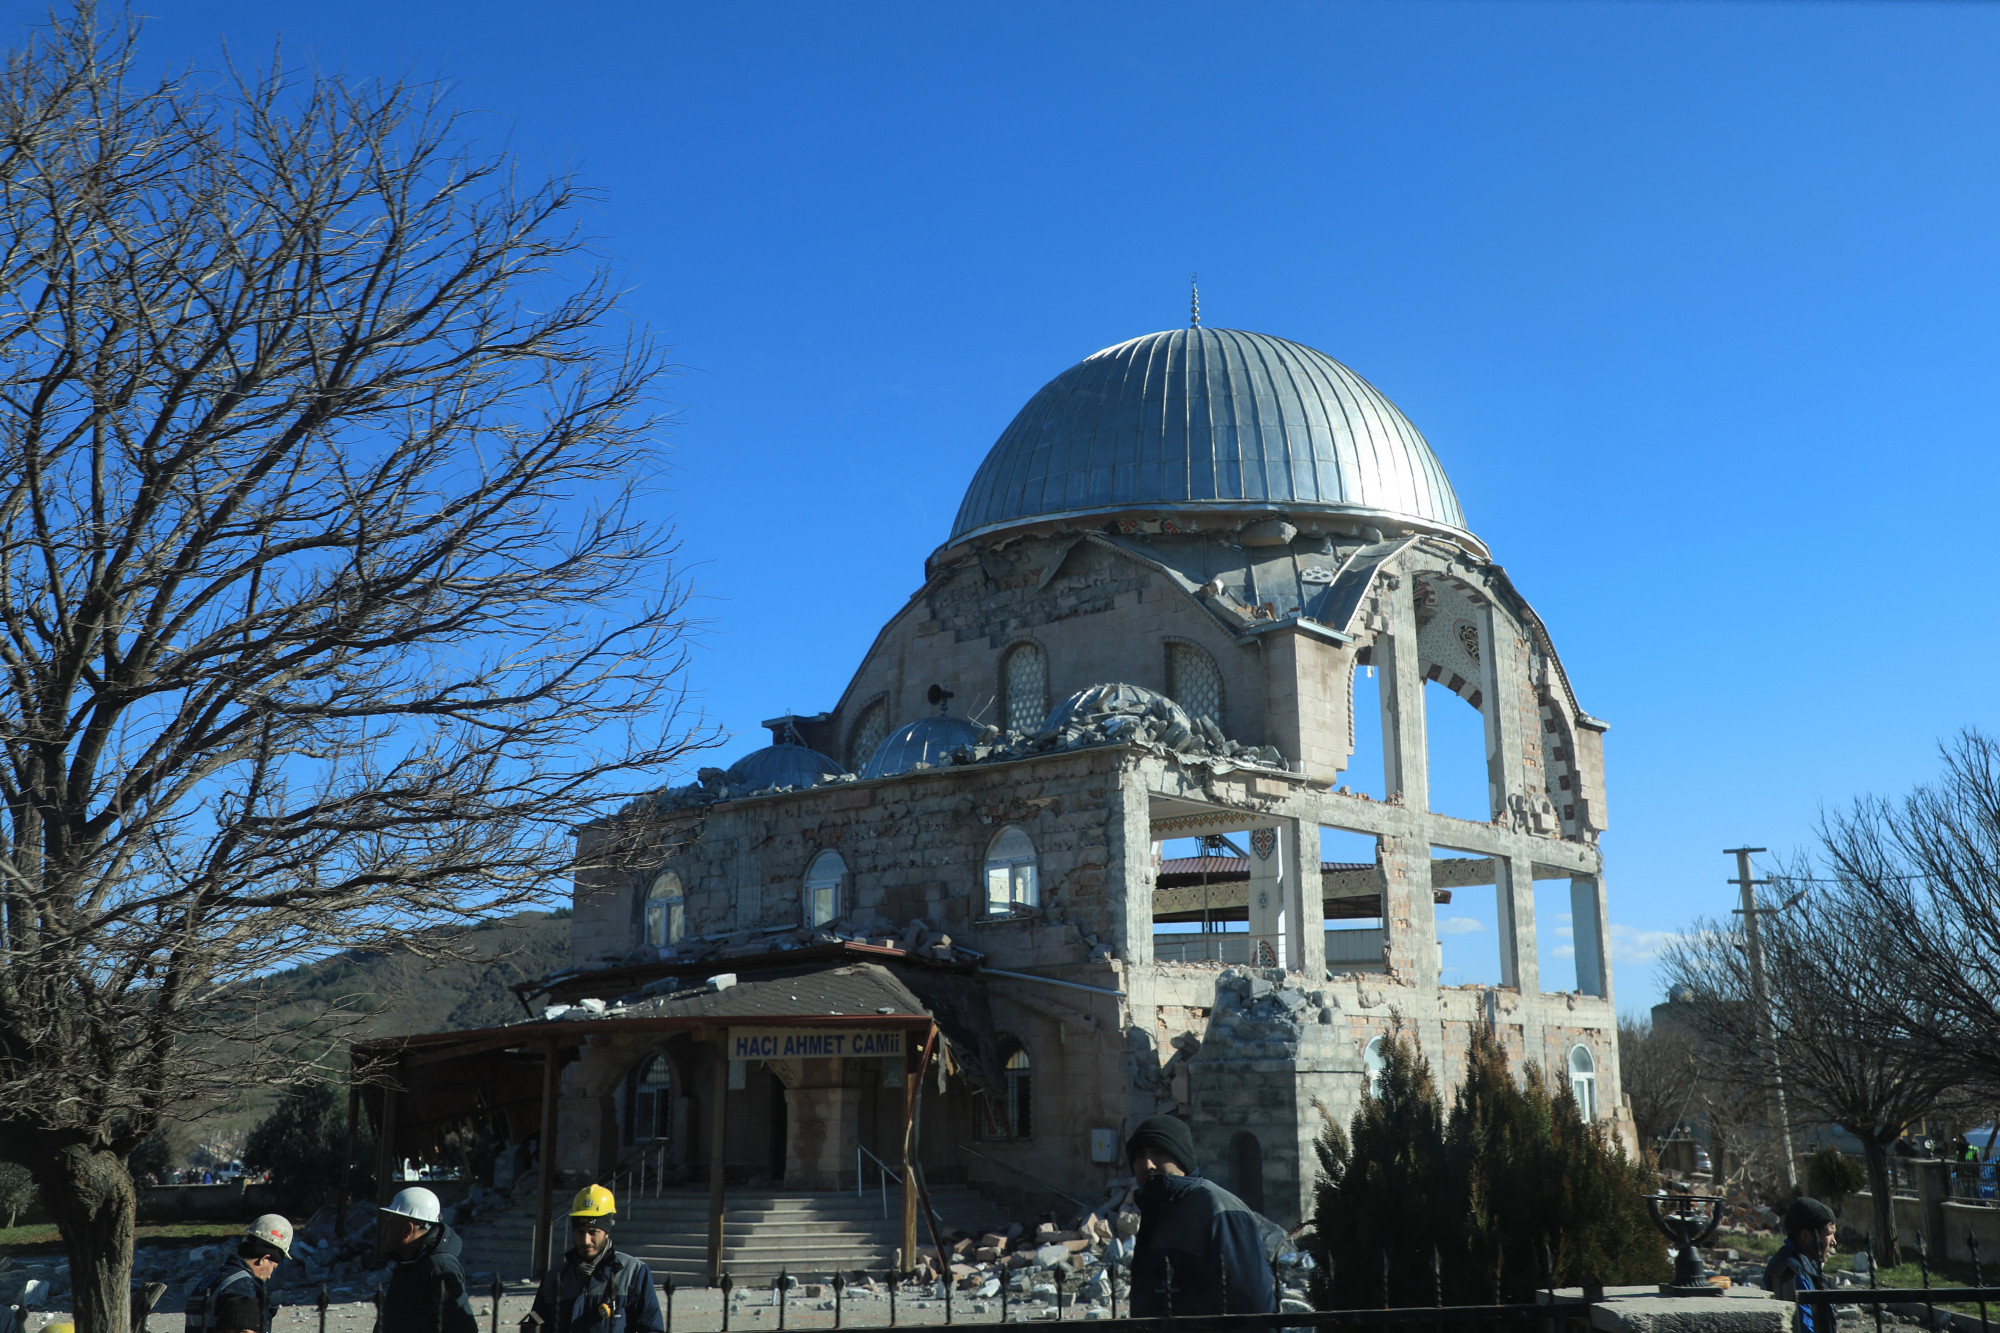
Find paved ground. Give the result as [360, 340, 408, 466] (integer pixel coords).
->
[98, 1284, 1107, 1333]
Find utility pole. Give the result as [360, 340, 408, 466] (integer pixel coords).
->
[1727, 846, 1799, 1193]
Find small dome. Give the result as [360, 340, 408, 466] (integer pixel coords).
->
[950, 328, 1469, 546]
[725, 743, 846, 792]
[1040, 683, 1194, 738]
[863, 715, 984, 780]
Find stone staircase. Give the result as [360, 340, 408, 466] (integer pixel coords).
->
[457, 1185, 1005, 1286]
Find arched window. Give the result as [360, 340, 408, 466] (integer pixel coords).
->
[1569, 1045, 1598, 1121]
[1229, 1131, 1265, 1212]
[1002, 643, 1048, 733]
[644, 871, 684, 948]
[1168, 642, 1223, 725]
[1364, 1036, 1387, 1098]
[849, 702, 889, 773]
[1003, 1041, 1033, 1139]
[984, 826, 1039, 915]
[803, 850, 846, 928]
[626, 1053, 674, 1143]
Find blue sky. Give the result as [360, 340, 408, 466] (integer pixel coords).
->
[109, 0, 2000, 1016]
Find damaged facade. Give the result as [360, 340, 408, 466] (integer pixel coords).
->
[373, 327, 1630, 1267]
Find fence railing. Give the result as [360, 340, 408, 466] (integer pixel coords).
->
[854, 1143, 901, 1219]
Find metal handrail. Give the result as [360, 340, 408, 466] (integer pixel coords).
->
[855, 1142, 901, 1218]
[605, 1140, 670, 1205]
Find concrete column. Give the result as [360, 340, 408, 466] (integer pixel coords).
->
[1112, 768, 1155, 965]
[1571, 875, 1609, 998]
[1379, 833, 1439, 987]
[1247, 823, 1286, 970]
[1375, 580, 1428, 811]
[1497, 854, 1539, 994]
[1287, 817, 1326, 980]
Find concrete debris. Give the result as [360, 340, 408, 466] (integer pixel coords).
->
[619, 682, 1291, 824]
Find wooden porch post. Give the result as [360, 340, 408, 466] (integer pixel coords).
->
[371, 1068, 401, 1262]
[898, 1025, 929, 1271]
[707, 1041, 730, 1287]
[336, 1075, 359, 1243]
[532, 1042, 561, 1280]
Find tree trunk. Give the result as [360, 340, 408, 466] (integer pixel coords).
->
[1861, 1137, 1899, 1269]
[36, 1142, 136, 1333]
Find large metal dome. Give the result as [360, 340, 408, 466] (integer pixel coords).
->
[949, 328, 1469, 544]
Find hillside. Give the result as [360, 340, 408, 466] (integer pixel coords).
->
[191, 910, 572, 1144]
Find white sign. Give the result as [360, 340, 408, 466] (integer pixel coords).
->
[728, 1027, 906, 1060]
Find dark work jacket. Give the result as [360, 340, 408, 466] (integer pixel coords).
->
[1763, 1242, 1827, 1333]
[531, 1243, 665, 1333]
[382, 1224, 479, 1333]
[186, 1260, 273, 1333]
[1128, 1172, 1278, 1317]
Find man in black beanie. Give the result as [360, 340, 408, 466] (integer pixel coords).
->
[1124, 1115, 1277, 1316]
[1763, 1197, 1837, 1333]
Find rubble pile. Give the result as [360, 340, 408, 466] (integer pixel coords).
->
[619, 682, 1292, 822]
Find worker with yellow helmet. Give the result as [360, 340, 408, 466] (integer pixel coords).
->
[529, 1185, 664, 1333]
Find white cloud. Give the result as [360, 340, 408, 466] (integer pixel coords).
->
[1553, 944, 1576, 960]
[1437, 916, 1486, 936]
[1609, 924, 1682, 965]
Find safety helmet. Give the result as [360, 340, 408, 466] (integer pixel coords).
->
[245, 1214, 294, 1260]
[568, 1183, 616, 1226]
[378, 1186, 443, 1226]
[44, 1323, 74, 1333]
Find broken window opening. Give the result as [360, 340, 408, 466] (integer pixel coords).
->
[1002, 642, 1048, 733]
[1431, 844, 1501, 987]
[984, 826, 1039, 915]
[1320, 826, 1385, 971]
[1363, 1036, 1386, 1098]
[1423, 678, 1491, 822]
[1167, 641, 1223, 725]
[803, 850, 845, 928]
[1533, 876, 1577, 993]
[1344, 655, 1387, 799]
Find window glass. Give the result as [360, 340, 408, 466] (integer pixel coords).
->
[1004, 1043, 1033, 1139]
[984, 826, 1039, 915]
[644, 871, 684, 947]
[849, 703, 889, 772]
[1003, 644, 1048, 733]
[804, 850, 845, 928]
[1168, 643, 1223, 724]
[1569, 1044, 1598, 1121]
[629, 1054, 673, 1143]
[1364, 1036, 1386, 1098]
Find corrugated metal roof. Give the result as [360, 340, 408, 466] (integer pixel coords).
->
[950, 328, 1467, 543]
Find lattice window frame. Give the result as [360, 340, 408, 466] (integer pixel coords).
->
[1001, 641, 1048, 733]
[1166, 640, 1224, 725]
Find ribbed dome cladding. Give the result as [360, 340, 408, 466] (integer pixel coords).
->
[950, 329, 1466, 541]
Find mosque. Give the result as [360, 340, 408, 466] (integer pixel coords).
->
[357, 322, 1630, 1280]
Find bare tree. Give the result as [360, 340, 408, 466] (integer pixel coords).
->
[1662, 882, 1957, 1264]
[0, 9, 709, 1330]
[1820, 729, 2000, 1100]
[1617, 1014, 1694, 1159]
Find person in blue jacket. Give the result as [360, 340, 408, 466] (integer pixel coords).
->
[1763, 1196, 1838, 1333]
[531, 1185, 665, 1333]
[1124, 1115, 1278, 1317]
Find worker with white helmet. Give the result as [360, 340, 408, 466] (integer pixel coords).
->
[377, 1186, 478, 1333]
[529, 1185, 664, 1333]
[184, 1214, 292, 1333]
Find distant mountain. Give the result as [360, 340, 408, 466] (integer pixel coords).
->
[191, 911, 572, 1141]
[249, 909, 573, 1041]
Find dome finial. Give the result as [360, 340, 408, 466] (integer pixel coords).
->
[1189, 273, 1201, 328]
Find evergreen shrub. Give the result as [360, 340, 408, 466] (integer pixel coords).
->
[1304, 1021, 1668, 1306]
